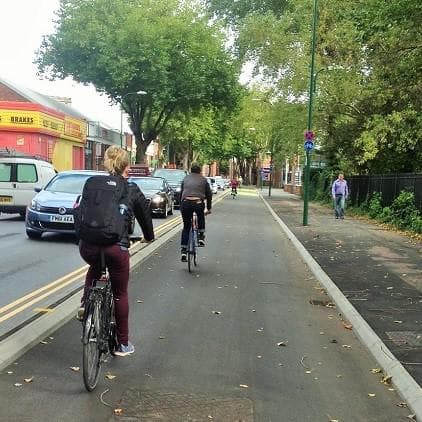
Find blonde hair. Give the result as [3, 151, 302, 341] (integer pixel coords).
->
[103, 146, 129, 175]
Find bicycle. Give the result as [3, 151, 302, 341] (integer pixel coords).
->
[187, 211, 199, 272]
[81, 250, 118, 392]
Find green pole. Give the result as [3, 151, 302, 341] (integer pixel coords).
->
[303, 0, 318, 226]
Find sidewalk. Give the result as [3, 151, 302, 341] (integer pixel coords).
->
[262, 188, 422, 387]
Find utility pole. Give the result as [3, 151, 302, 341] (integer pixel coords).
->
[303, 0, 318, 226]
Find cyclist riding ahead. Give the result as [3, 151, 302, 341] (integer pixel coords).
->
[180, 163, 212, 262]
[77, 146, 154, 357]
[230, 177, 239, 195]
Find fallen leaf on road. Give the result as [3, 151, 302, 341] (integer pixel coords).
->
[368, 393, 376, 398]
[114, 408, 123, 415]
[371, 368, 382, 374]
[24, 377, 34, 383]
[305, 371, 312, 374]
[407, 414, 416, 421]
[319, 332, 325, 335]
[394, 320, 403, 324]
[257, 355, 262, 359]
[342, 322, 353, 330]
[342, 345, 352, 349]
[256, 328, 264, 332]
[277, 341, 288, 347]
[239, 384, 248, 388]
[330, 339, 338, 344]
[387, 286, 394, 290]
[159, 336, 166, 339]
[14, 383, 23, 387]
[213, 311, 221, 315]
[70, 366, 80, 372]
[105, 374, 116, 380]
[396, 402, 407, 408]
[136, 299, 143, 303]
[382, 375, 392, 385]
[49, 337, 54, 340]
[7, 371, 13, 375]
[336, 375, 343, 378]
[252, 309, 256, 312]
[40, 340, 48, 345]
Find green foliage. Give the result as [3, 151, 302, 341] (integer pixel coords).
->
[205, 0, 422, 174]
[36, 0, 241, 162]
[308, 169, 332, 202]
[364, 190, 421, 233]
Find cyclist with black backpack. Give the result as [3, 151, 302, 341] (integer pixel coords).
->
[75, 146, 154, 356]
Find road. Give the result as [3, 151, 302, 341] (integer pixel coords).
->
[0, 207, 183, 340]
[0, 189, 410, 421]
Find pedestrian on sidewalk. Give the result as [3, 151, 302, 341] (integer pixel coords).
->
[331, 172, 349, 219]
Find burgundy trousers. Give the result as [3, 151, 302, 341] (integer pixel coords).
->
[79, 241, 130, 345]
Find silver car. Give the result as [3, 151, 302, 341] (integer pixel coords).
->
[25, 170, 104, 239]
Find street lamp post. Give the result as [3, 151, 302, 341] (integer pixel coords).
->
[120, 90, 147, 148]
[303, 0, 318, 226]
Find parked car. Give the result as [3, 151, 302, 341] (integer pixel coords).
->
[151, 168, 188, 208]
[129, 176, 174, 218]
[214, 176, 226, 190]
[0, 152, 57, 217]
[25, 170, 104, 239]
[206, 177, 218, 194]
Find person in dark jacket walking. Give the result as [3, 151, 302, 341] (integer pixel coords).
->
[78, 146, 154, 356]
[331, 172, 349, 219]
[180, 163, 212, 261]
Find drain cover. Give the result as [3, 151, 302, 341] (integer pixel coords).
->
[385, 331, 422, 347]
[112, 389, 254, 421]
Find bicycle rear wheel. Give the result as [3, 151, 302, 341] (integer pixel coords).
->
[82, 299, 102, 391]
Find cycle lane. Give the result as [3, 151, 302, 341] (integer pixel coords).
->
[0, 189, 411, 421]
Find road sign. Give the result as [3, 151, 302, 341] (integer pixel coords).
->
[304, 140, 314, 151]
[304, 130, 315, 141]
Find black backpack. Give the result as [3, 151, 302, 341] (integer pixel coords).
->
[74, 175, 129, 246]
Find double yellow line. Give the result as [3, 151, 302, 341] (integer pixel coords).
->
[0, 192, 227, 325]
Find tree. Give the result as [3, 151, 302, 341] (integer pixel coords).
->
[36, 0, 241, 163]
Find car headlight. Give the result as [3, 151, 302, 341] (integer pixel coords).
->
[30, 199, 41, 211]
[151, 195, 165, 204]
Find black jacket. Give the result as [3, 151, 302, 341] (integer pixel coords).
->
[119, 180, 154, 247]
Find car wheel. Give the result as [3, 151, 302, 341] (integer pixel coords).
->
[26, 230, 42, 239]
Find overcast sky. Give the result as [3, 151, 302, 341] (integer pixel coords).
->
[0, 0, 126, 131]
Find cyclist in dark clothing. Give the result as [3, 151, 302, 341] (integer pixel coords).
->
[180, 163, 212, 262]
[78, 146, 154, 356]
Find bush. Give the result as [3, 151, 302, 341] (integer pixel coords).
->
[390, 191, 419, 230]
[368, 192, 383, 218]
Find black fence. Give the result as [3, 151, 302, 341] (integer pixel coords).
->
[348, 174, 422, 211]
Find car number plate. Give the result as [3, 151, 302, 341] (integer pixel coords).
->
[50, 214, 74, 223]
[0, 196, 13, 204]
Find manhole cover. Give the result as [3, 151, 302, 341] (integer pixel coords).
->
[111, 389, 254, 421]
[385, 331, 422, 347]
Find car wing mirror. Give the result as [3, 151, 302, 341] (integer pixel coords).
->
[34, 186, 42, 193]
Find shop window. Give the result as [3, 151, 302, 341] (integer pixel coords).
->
[17, 164, 38, 183]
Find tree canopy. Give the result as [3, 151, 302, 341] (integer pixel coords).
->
[204, 0, 422, 174]
[36, 0, 242, 162]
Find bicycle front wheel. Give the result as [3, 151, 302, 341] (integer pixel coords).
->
[82, 300, 102, 391]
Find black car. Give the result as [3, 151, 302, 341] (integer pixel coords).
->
[129, 176, 174, 218]
[151, 168, 188, 208]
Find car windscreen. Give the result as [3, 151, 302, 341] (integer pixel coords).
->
[45, 174, 95, 194]
[131, 178, 163, 191]
[153, 170, 186, 183]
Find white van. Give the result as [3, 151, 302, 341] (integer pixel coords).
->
[0, 154, 56, 216]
